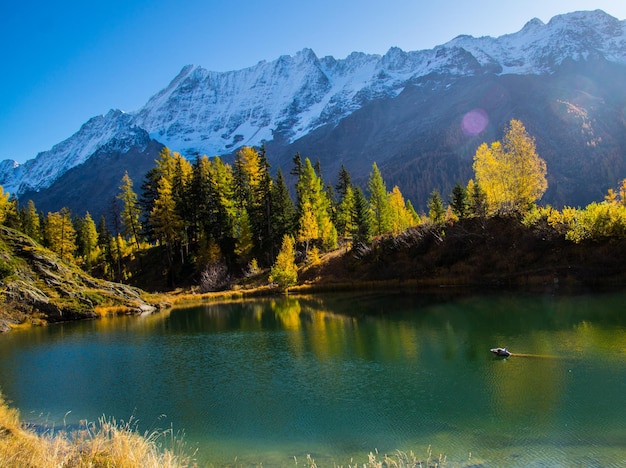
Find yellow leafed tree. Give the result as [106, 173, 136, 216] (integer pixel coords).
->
[0, 185, 10, 225]
[388, 186, 415, 235]
[270, 235, 298, 289]
[473, 119, 547, 215]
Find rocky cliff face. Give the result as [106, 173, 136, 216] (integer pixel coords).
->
[0, 226, 161, 332]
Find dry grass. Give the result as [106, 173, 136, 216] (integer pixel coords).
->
[300, 447, 451, 468]
[0, 393, 195, 468]
[93, 305, 138, 316]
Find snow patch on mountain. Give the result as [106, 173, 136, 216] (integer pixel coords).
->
[0, 110, 150, 195]
[2, 10, 626, 197]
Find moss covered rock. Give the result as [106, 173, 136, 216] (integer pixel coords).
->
[0, 226, 161, 331]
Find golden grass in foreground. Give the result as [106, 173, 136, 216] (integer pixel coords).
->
[0, 393, 195, 468]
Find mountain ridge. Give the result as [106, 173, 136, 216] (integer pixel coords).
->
[1, 9, 626, 215]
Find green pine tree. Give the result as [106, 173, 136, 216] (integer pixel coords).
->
[117, 171, 143, 251]
[367, 163, 391, 236]
[20, 199, 41, 242]
[427, 190, 445, 224]
[450, 182, 470, 219]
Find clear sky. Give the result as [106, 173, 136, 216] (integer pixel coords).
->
[2, 1, 626, 164]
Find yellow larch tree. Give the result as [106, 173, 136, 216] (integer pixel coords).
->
[473, 119, 547, 215]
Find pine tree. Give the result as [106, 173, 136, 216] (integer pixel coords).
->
[427, 190, 445, 224]
[187, 155, 212, 243]
[117, 172, 143, 251]
[234, 207, 254, 259]
[0, 185, 10, 225]
[150, 177, 184, 268]
[352, 187, 372, 245]
[20, 199, 41, 242]
[295, 158, 336, 251]
[233, 145, 273, 258]
[269, 235, 298, 289]
[335, 164, 353, 200]
[336, 185, 356, 240]
[154, 147, 177, 182]
[76, 212, 99, 269]
[297, 201, 320, 258]
[467, 179, 488, 219]
[450, 182, 470, 219]
[405, 200, 420, 225]
[367, 163, 391, 236]
[290, 152, 303, 179]
[270, 169, 296, 259]
[206, 156, 237, 259]
[97, 215, 115, 280]
[388, 185, 414, 234]
[44, 208, 77, 262]
[2, 195, 20, 230]
[139, 166, 161, 242]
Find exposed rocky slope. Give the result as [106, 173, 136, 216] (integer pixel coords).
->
[0, 226, 162, 332]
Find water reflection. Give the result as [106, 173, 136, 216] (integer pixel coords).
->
[0, 291, 625, 466]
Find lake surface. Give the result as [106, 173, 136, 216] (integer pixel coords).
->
[1, 291, 625, 466]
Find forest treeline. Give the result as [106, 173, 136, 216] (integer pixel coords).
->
[2, 119, 626, 290]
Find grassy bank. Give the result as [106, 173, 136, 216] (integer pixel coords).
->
[0, 392, 194, 468]
[0, 390, 461, 467]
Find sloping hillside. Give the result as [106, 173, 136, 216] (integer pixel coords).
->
[0, 226, 163, 332]
[297, 217, 626, 290]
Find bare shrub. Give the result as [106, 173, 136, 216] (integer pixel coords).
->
[199, 262, 232, 292]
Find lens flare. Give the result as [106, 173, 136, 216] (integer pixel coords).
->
[461, 108, 489, 136]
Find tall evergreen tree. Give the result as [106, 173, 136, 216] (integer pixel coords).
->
[150, 177, 184, 270]
[188, 155, 212, 244]
[233, 207, 254, 259]
[351, 187, 372, 245]
[290, 152, 303, 179]
[206, 156, 237, 260]
[296, 158, 337, 251]
[335, 165, 353, 200]
[467, 179, 488, 219]
[367, 163, 391, 236]
[97, 215, 115, 280]
[117, 172, 143, 251]
[427, 190, 446, 224]
[139, 166, 160, 242]
[76, 212, 99, 269]
[269, 235, 298, 289]
[270, 169, 296, 260]
[336, 184, 356, 240]
[388, 185, 414, 235]
[20, 199, 41, 242]
[44, 208, 76, 263]
[450, 182, 470, 219]
[0, 185, 11, 225]
[405, 200, 420, 225]
[233, 146, 273, 259]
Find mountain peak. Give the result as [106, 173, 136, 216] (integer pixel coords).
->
[3, 9, 626, 198]
[521, 17, 545, 32]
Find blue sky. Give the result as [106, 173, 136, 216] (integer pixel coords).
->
[2, 1, 626, 164]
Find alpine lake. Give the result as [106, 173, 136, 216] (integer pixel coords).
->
[0, 289, 625, 467]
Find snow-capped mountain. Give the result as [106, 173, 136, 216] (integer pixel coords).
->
[1, 110, 150, 194]
[1, 9, 626, 198]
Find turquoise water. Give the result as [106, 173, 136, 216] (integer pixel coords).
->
[0, 291, 625, 466]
